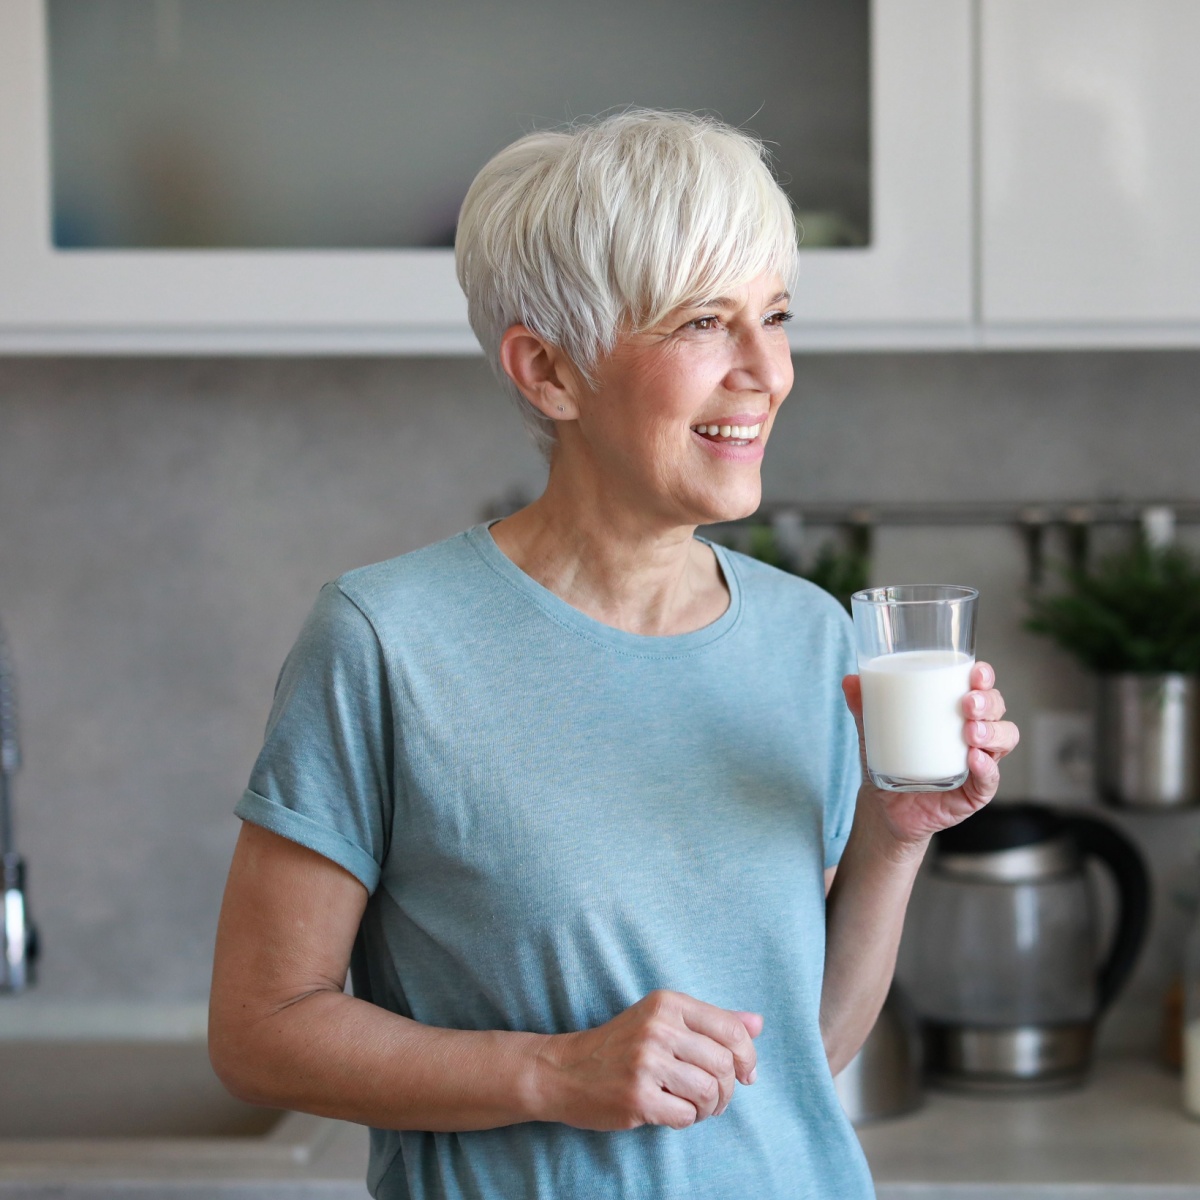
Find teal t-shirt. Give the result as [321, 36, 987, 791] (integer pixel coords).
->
[236, 524, 873, 1200]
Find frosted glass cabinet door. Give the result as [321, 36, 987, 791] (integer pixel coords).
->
[982, 0, 1200, 327]
[0, 0, 972, 352]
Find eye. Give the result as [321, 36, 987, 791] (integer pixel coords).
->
[765, 309, 794, 327]
[683, 315, 722, 332]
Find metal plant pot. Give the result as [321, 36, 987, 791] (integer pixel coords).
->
[1096, 674, 1199, 810]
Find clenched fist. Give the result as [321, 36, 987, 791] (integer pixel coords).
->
[536, 989, 762, 1131]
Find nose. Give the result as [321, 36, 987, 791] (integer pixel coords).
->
[724, 322, 793, 399]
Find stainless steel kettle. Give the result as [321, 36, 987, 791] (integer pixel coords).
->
[905, 802, 1150, 1092]
[834, 982, 923, 1125]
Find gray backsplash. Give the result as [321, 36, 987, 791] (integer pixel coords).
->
[1, 351, 1198, 1055]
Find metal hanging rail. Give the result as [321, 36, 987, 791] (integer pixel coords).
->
[487, 489, 1200, 531]
[744, 501, 1200, 528]
[715, 501, 1200, 589]
[485, 490, 1198, 590]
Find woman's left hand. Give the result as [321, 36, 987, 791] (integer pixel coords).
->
[841, 661, 1020, 853]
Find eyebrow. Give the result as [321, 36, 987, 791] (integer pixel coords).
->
[687, 290, 792, 310]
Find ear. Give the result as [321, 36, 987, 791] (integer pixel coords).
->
[498, 325, 582, 422]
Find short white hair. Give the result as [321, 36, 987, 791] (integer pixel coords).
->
[455, 109, 799, 455]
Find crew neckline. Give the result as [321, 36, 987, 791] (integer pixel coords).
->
[465, 521, 743, 658]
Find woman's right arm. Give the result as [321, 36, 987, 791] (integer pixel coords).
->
[208, 822, 760, 1133]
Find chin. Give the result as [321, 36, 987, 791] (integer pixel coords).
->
[693, 483, 762, 527]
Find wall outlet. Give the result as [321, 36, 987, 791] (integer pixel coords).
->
[1029, 710, 1094, 803]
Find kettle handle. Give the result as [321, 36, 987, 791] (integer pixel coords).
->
[1062, 814, 1151, 1014]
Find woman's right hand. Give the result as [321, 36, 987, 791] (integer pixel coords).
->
[536, 989, 762, 1131]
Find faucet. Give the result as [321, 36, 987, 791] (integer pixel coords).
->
[0, 619, 37, 992]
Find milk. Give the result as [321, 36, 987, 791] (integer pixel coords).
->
[860, 650, 973, 785]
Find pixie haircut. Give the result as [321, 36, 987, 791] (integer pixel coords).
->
[455, 109, 799, 454]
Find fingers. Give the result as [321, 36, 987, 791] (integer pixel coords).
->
[962, 666, 1008, 804]
[965, 718, 1020, 759]
[970, 661, 995, 691]
[552, 991, 762, 1133]
[661, 1043, 730, 1121]
[672, 1027, 747, 1112]
[607, 991, 760, 1130]
[648, 1089, 706, 1131]
[841, 674, 863, 719]
[731, 1010, 765, 1040]
[964, 745, 1002, 803]
[962, 663, 1019, 768]
[963, 686, 1007, 722]
[676, 996, 760, 1086]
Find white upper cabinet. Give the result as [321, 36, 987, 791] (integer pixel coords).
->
[12, 2, 1200, 352]
[981, 0, 1200, 338]
[789, 0, 973, 341]
[0, 0, 974, 354]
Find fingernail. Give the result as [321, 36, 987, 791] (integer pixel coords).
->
[749, 1067, 758, 1084]
[974, 721, 990, 743]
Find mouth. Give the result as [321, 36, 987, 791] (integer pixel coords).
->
[689, 420, 764, 447]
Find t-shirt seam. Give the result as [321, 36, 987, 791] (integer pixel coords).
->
[465, 531, 745, 661]
[329, 580, 401, 867]
[371, 1133, 407, 1198]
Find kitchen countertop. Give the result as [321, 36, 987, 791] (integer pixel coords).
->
[0, 1116, 373, 1200]
[863, 1057, 1200, 1199]
[1, 1057, 1197, 1198]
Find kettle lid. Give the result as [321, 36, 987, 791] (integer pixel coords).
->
[934, 802, 1066, 855]
[932, 802, 1079, 882]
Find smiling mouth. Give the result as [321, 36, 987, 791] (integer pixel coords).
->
[690, 422, 763, 446]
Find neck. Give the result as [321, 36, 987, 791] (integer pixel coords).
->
[489, 461, 729, 637]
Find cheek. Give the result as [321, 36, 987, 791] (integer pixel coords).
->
[640, 338, 724, 396]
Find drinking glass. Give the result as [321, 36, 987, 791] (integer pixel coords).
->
[850, 585, 979, 792]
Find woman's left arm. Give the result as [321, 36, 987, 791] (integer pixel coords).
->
[820, 662, 1019, 1075]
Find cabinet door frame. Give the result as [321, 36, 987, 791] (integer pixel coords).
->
[789, 0, 974, 347]
[0, 0, 973, 353]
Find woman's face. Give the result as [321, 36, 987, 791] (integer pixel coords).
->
[560, 270, 794, 529]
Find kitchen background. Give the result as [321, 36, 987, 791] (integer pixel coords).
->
[1, 0, 1199, 1100]
[1, 348, 1199, 1055]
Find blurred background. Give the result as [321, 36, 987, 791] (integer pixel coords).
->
[3, 0, 1200, 1189]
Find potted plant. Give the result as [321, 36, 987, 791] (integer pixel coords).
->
[1026, 539, 1200, 809]
[739, 522, 870, 614]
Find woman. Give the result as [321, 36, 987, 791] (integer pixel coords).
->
[210, 111, 1018, 1199]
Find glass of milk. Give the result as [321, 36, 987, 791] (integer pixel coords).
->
[850, 585, 979, 792]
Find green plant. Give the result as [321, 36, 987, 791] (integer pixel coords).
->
[744, 524, 793, 571]
[737, 524, 870, 613]
[1025, 541, 1200, 674]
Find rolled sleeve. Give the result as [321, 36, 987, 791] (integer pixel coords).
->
[239, 582, 394, 893]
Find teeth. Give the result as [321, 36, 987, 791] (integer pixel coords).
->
[692, 422, 763, 440]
